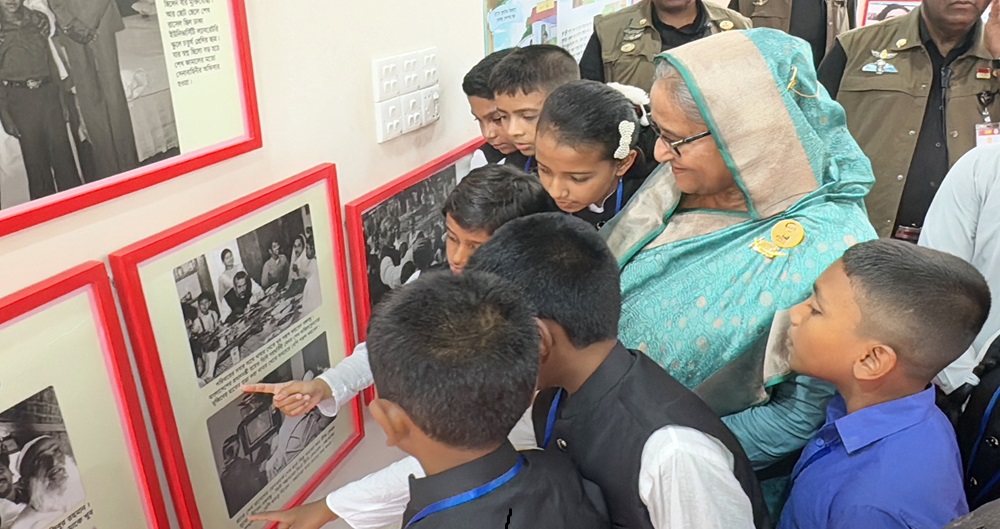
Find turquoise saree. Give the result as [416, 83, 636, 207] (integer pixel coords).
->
[601, 29, 878, 469]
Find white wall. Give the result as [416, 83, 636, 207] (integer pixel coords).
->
[0, 0, 485, 296]
[0, 1, 480, 527]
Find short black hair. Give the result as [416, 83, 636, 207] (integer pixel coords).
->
[466, 213, 620, 348]
[196, 292, 214, 304]
[233, 270, 248, 284]
[538, 80, 640, 161]
[367, 272, 539, 450]
[462, 49, 515, 99]
[842, 239, 991, 380]
[489, 45, 580, 98]
[411, 237, 434, 270]
[442, 165, 558, 234]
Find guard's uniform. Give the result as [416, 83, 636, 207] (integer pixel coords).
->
[818, 7, 1000, 238]
[579, 0, 750, 92]
[730, 0, 854, 65]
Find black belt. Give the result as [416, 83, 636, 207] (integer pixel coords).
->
[1, 77, 51, 90]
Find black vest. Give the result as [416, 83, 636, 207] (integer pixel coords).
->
[532, 344, 771, 529]
[402, 442, 609, 529]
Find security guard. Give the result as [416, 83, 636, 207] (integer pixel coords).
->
[729, 0, 856, 66]
[818, 0, 1000, 239]
[579, 0, 750, 92]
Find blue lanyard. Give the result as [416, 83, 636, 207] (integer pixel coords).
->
[542, 389, 563, 448]
[524, 156, 534, 173]
[614, 180, 624, 215]
[405, 456, 525, 527]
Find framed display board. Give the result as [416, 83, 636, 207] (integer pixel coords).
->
[109, 164, 363, 529]
[0, 262, 167, 529]
[0, 0, 261, 238]
[484, 0, 635, 60]
[344, 139, 480, 344]
[859, 0, 920, 25]
[859, 1, 991, 25]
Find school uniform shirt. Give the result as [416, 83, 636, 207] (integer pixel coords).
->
[315, 269, 428, 414]
[324, 344, 762, 529]
[921, 147, 1000, 393]
[401, 442, 607, 528]
[778, 387, 968, 529]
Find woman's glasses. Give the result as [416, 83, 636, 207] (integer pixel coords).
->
[649, 120, 712, 158]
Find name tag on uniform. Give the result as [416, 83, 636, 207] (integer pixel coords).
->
[976, 122, 1000, 147]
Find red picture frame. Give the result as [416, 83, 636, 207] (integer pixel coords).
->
[0, 0, 261, 239]
[345, 138, 484, 342]
[109, 164, 362, 529]
[0, 261, 169, 528]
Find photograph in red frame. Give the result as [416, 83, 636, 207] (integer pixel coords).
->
[344, 138, 484, 343]
[0, 261, 169, 529]
[0, 0, 260, 239]
[109, 164, 363, 529]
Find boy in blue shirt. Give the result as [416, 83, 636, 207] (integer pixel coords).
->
[779, 239, 991, 528]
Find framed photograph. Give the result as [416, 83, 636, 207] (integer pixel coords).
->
[0, 262, 168, 529]
[344, 139, 481, 343]
[483, 0, 634, 60]
[109, 164, 363, 529]
[0, 0, 261, 238]
[859, 0, 920, 25]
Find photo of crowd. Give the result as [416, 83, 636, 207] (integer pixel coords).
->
[206, 334, 334, 518]
[361, 165, 458, 309]
[0, 0, 179, 209]
[174, 205, 322, 387]
[0, 387, 87, 529]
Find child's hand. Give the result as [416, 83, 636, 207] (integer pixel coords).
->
[247, 499, 338, 528]
[242, 379, 332, 417]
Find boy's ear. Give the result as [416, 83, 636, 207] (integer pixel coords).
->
[615, 149, 638, 177]
[536, 318, 555, 363]
[369, 398, 413, 448]
[854, 344, 897, 381]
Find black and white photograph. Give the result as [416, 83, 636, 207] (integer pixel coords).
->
[174, 205, 322, 387]
[0, 0, 178, 209]
[361, 165, 458, 309]
[0, 387, 88, 529]
[206, 334, 334, 518]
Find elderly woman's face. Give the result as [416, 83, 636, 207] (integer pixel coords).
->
[650, 81, 734, 197]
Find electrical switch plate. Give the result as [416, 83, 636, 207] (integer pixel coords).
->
[420, 85, 441, 126]
[401, 92, 424, 134]
[399, 52, 422, 94]
[375, 97, 403, 143]
[372, 56, 400, 102]
[418, 47, 438, 89]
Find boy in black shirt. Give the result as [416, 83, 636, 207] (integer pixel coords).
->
[250, 272, 608, 529]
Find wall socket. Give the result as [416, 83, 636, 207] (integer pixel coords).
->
[420, 85, 440, 125]
[373, 48, 441, 142]
[417, 48, 438, 89]
[372, 56, 400, 102]
[375, 98, 402, 143]
[400, 92, 424, 134]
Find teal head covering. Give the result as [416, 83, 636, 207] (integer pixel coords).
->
[602, 29, 877, 413]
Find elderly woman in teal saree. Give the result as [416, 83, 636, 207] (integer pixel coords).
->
[601, 28, 878, 496]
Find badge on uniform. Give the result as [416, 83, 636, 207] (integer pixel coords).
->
[623, 28, 644, 41]
[976, 123, 1000, 147]
[861, 49, 898, 75]
[620, 43, 636, 53]
[978, 68, 993, 80]
[719, 20, 735, 31]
